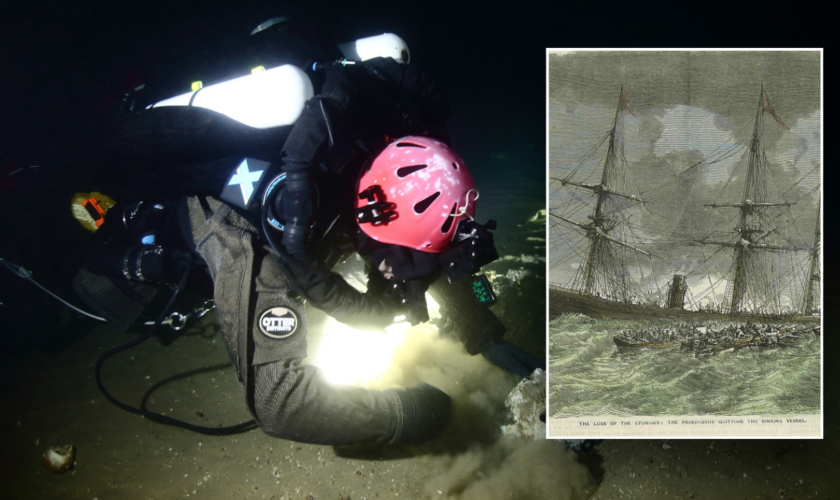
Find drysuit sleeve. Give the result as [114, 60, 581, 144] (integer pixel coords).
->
[428, 277, 506, 355]
[280, 256, 404, 331]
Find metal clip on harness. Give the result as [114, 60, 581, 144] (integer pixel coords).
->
[167, 300, 215, 331]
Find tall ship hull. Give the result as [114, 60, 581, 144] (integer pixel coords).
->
[549, 285, 819, 324]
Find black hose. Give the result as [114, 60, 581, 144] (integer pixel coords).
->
[94, 255, 258, 435]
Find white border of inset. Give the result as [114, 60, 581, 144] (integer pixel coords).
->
[545, 47, 824, 440]
[544, 45, 552, 440]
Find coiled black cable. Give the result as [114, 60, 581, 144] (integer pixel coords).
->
[94, 254, 258, 435]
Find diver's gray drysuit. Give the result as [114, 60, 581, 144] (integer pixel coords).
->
[180, 195, 457, 444]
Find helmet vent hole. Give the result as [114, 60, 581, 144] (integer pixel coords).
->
[414, 192, 440, 214]
[396, 164, 427, 177]
[451, 162, 458, 170]
[440, 204, 457, 233]
[396, 141, 427, 149]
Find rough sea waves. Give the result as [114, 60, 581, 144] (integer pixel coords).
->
[549, 314, 821, 418]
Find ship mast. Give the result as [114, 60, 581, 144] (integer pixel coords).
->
[582, 87, 624, 295]
[802, 201, 821, 314]
[703, 85, 796, 314]
[551, 85, 650, 299]
[730, 85, 767, 313]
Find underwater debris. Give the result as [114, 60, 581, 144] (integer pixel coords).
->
[528, 208, 546, 224]
[501, 368, 545, 440]
[504, 269, 531, 282]
[527, 209, 546, 223]
[41, 445, 76, 474]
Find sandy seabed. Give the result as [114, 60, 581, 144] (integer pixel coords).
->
[4, 302, 839, 500]
[0, 300, 594, 500]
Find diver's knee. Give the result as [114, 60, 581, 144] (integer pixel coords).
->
[251, 394, 298, 440]
[256, 421, 293, 440]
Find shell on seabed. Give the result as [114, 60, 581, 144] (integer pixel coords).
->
[41, 445, 76, 474]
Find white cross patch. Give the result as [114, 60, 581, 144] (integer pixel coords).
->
[228, 159, 264, 205]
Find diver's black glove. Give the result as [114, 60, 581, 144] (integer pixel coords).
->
[478, 340, 545, 378]
[392, 384, 451, 444]
[382, 278, 430, 326]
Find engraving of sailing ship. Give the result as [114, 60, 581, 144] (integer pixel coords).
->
[549, 85, 820, 325]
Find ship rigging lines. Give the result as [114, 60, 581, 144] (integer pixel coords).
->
[549, 84, 820, 316]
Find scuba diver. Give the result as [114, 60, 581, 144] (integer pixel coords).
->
[73, 18, 543, 445]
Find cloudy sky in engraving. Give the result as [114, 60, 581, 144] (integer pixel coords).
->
[548, 51, 820, 307]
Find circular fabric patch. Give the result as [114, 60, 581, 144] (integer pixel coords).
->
[258, 307, 299, 339]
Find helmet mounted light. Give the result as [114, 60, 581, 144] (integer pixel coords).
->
[357, 185, 397, 225]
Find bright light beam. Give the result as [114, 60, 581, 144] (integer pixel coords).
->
[311, 295, 441, 386]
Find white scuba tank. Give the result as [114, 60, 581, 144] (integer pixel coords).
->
[148, 64, 314, 129]
[147, 33, 409, 129]
[338, 33, 410, 64]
